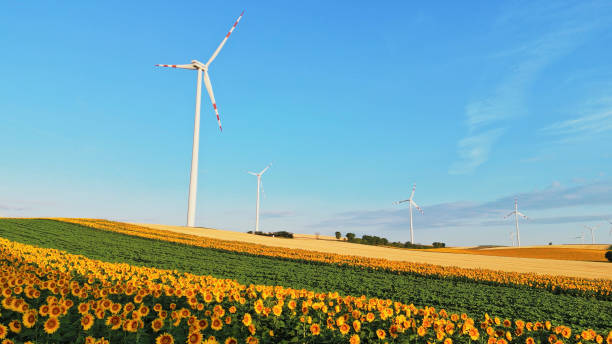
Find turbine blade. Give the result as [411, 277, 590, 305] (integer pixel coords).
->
[517, 211, 528, 219]
[155, 64, 196, 70]
[411, 200, 424, 214]
[206, 11, 245, 67]
[203, 71, 222, 131]
[409, 184, 416, 200]
[248, 172, 257, 176]
[394, 199, 410, 205]
[504, 211, 515, 218]
[260, 163, 272, 175]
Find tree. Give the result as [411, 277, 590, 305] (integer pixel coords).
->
[335, 231, 341, 240]
[346, 233, 356, 241]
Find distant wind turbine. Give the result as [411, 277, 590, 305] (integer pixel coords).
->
[510, 231, 517, 247]
[248, 164, 271, 232]
[156, 12, 245, 227]
[608, 220, 612, 236]
[504, 198, 528, 247]
[574, 233, 585, 244]
[584, 225, 599, 244]
[394, 184, 424, 244]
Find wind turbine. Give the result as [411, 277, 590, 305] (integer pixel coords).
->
[504, 198, 528, 247]
[156, 12, 244, 227]
[608, 220, 612, 236]
[509, 231, 517, 247]
[394, 184, 424, 245]
[584, 225, 599, 244]
[248, 164, 271, 232]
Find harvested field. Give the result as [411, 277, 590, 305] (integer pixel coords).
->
[135, 223, 612, 280]
[429, 246, 609, 262]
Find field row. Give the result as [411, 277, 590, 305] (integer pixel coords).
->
[57, 218, 612, 298]
[0, 219, 610, 333]
[1, 235, 611, 344]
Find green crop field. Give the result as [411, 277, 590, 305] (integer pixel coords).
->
[0, 218, 610, 333]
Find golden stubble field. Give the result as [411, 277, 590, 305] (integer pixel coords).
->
[135, 223, 612, 280]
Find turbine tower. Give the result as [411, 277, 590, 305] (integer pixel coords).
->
[584, 225, 599, 244]
[248, 164, 271, 232]
[156, 12, 244, 227]
[394, 184, 424, 244]
[510, 231, 517, 246]
[504, 198, 528, 247]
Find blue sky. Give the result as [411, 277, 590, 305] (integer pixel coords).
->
[1, 1, 612, 246]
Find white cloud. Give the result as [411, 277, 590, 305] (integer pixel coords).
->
[450, 1, 606, 174]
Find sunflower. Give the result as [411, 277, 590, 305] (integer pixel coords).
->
[561, 327, 572, 339]
[242, 313, 252, 327]
[205, 336, 219, 344]
[469, 328, 480, 340]
[151, 318, 164, 332]
[105, 315, 122, 330]
[39, 304, 50, 316]
[340, 323, 350, 335]
[211, 317, 223, 331]
[2, 339, 14, 344]
[49, 305, 62, 318]
[366, 312, 375, 322]
[197, 319, 209, 330]
[376, 329, 386, 340]
[246, 336, 259, 344]
[110, 303, 122, 314]
[352, 320, 361, 332]
[22, 311, 37, 328]
[81, 313, 94, 331]
[444, 338, 453, 344]
[272, 305, 282, 317]
[44, 317, 60, 334]
[224, 338, 237, 344]
[310, 324, 321, 335]
[418, 326, 427, 337]
[126, 319, 139, 332]
[526, 338, 535, 344]
[0, 324, 7, 339]
[8, 320, 21, 334]
[78, 303, 90, 314]
[155, 333, 174, 344]
[349, 334, 360, 344]
[187, 332, 203, 344]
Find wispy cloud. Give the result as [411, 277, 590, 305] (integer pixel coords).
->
[449, 128, 504, 175]
[541, 95, 612, 141]
[261, 210, 296, 218]
[450, 1, 606, 174]
[0, 204, 28, 211]
[312, 179, 612, 232]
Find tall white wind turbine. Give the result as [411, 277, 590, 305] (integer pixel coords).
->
[584, 225, 599, 244]
[248, 164, 271, 232]
[156, 12, 244, 227]
[504, 198, 528, 247]
[394, 184, 424, 244]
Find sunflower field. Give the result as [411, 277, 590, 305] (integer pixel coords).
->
[0, 218, 611, 343]
[1, 236, 611, 344]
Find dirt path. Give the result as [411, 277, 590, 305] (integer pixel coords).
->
[134, 223, 612, 280]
